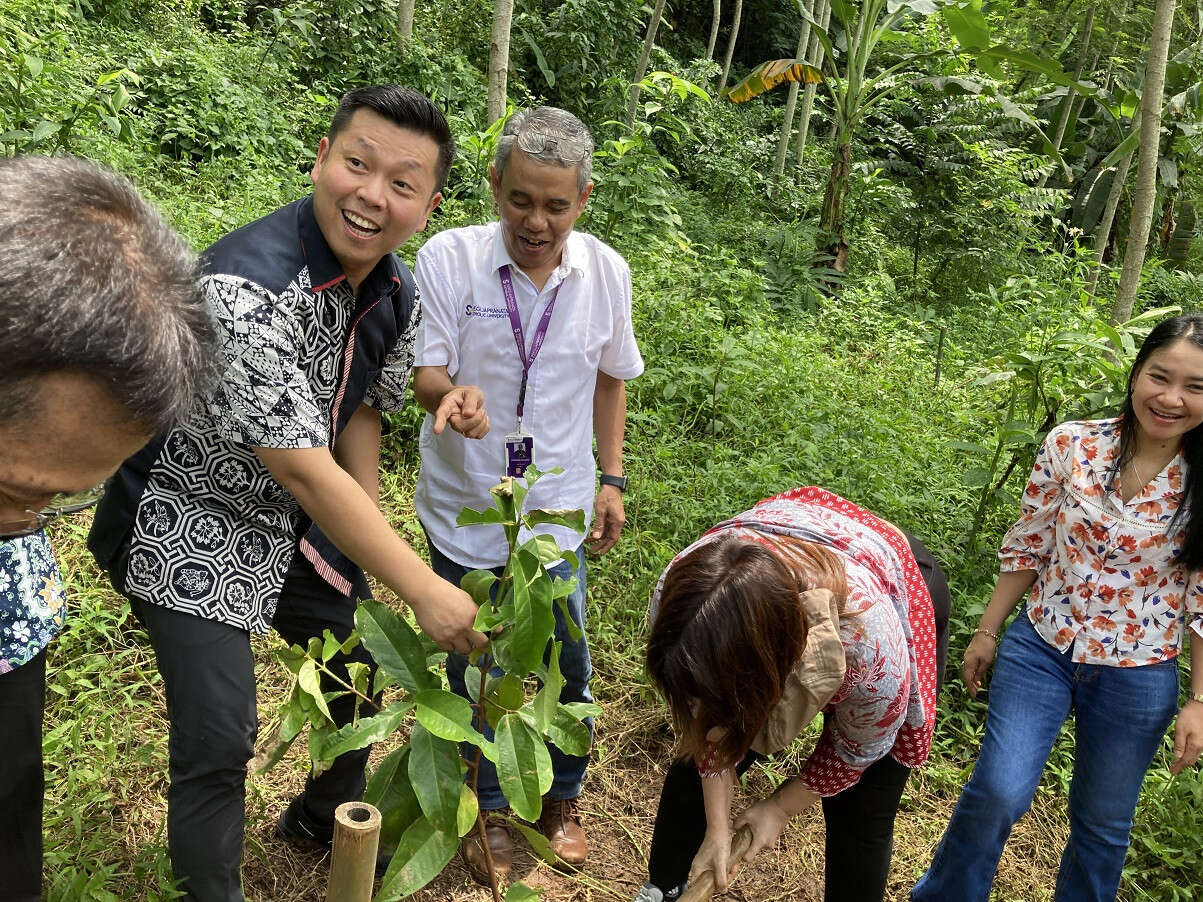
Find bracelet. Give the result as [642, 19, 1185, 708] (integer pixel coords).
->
[1189, 691, 1203, 706]
[972, 626, 1000, 642]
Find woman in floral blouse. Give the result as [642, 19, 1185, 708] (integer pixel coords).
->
[913, 314, 1203, 902]
[633, 486, 950, 902]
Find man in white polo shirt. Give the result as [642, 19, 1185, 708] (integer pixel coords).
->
[412, 106, 642, 884]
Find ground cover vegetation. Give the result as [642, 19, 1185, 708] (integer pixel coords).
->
[4, 0, 1202, 897]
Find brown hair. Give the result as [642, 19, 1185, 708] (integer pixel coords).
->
[646, 532, 848, 769]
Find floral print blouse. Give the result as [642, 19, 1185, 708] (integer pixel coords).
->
[1000, 418, 1203, 666]
[0, 531, 65, 673]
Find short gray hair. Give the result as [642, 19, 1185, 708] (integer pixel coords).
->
[494, 106, 594, 193]
[0, 155, 218, 431]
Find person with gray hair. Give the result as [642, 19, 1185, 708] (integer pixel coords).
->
[0, 154, 218, 902]
[412, 105, 643, 884]
[493, 105, 595, 192]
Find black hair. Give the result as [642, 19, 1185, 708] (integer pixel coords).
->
[0, 155, 218, 433]
[328, 85, 456, 192]
[1110, 313, 1203, 570]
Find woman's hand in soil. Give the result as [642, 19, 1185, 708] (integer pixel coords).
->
[735, 797, 790, 864]
[962, 632, 998, 698]
[689, 824, 733, 892]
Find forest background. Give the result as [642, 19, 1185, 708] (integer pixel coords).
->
[3, 0, 1203, 898]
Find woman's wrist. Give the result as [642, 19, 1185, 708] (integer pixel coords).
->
[1186, 691, 1203, 707]
[972, 625, 1000, 643]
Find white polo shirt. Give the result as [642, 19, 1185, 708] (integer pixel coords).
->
[414, 223, 644, 569]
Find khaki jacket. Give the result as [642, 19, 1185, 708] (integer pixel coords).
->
[751, 587, 846, 756]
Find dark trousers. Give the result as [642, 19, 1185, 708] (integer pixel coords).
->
[646, 534, 951, 901]
[0, 648, 47, 902]
[130, 551, 377, 902]
[648, 753, 912, 902]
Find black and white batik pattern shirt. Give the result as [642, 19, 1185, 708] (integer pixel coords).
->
[110, 197, 418, 633]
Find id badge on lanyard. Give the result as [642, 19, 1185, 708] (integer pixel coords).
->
[499, 264, 560, 478]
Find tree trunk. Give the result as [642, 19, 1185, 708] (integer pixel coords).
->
[1037, 3, 1094, 188]
[486, 0, 515, 126]
[794, 0, 830, 170]
[396, 0, 415, 53]
[718, 0, 743, 95]
[818, 136, 852, 278]
[1087, 150, 1134, 296]
[1111, 0, 1176, 324]
[706, 0, 722, 60]
[626, 0, 669, 128]
[771, 0, 815, 193]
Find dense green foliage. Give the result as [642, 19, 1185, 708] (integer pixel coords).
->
[5, 0, 1202, 898]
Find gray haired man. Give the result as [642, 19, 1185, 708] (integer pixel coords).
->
[0, 155, 217, 901]
[412, 106, 644, 883]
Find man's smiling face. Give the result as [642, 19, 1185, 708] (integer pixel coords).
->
[491, 147, 592, 281]
[310, 108, 443, 291]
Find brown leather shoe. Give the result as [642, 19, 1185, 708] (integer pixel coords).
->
[460, 809, 513, 886]
[537, 796, 588, 867]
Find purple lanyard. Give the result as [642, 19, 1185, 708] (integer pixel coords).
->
[499, 264, 560, 423]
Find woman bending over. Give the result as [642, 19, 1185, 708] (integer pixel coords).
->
[912, 314, 1203, 902]
[634, 486, 950, 902]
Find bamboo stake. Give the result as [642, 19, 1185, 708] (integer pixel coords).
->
[678, 825, 754, 902]
[325, 801, 382, 902]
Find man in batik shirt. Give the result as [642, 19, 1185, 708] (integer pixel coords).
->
[89, 86, 486, 902]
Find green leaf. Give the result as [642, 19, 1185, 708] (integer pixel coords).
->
[408, 723, 464, 833]
[297, 660, 332, 722]
[22, 54, 44, 78]
[356, 599, 439, 695]
[346, 660, 370, 697]
[461, 569, 498, 605]
[559, 701, 601, 722]
[457, 784, 479, 838]
[110, 82, 130, 111]
[963, 467, 992, 487]
[510, 551, 556, 672]
[545, 705, 591, 757]
[473, 603, 508, 632]
[489, 673, 527, 713]
[1096, 127, 1141, 171]
[365, 746, 423, 846]
[255, 685, 307, 773]
[508, 818, 558, 863]
[942, 1, 989, 51]
[554, 594, 584, 643]
[277, 643, 308, 675]
[320, 701, 413, 761]
[726, 59, 824, 104]
[529, 534, 567, 566]
[28, 120, 60, 143]
[456, 506, 513, 527]
[414, 689, 486, 745]
[505, 884, 543, 901]
[520, 28, 555, 88]
[377, 815, 458, 898]
[525, 508, 587, 533]
[321, 629, 342, 662]
[533, 643, 563, 733]
[464, 665, 484, 702]
[494, 714, 553, 821]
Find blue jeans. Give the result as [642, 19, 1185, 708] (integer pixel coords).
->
[912, 613, 1178, 902]
[427, 539, 593, 810]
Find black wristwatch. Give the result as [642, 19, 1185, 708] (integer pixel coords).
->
[599, 473, 628, 493]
